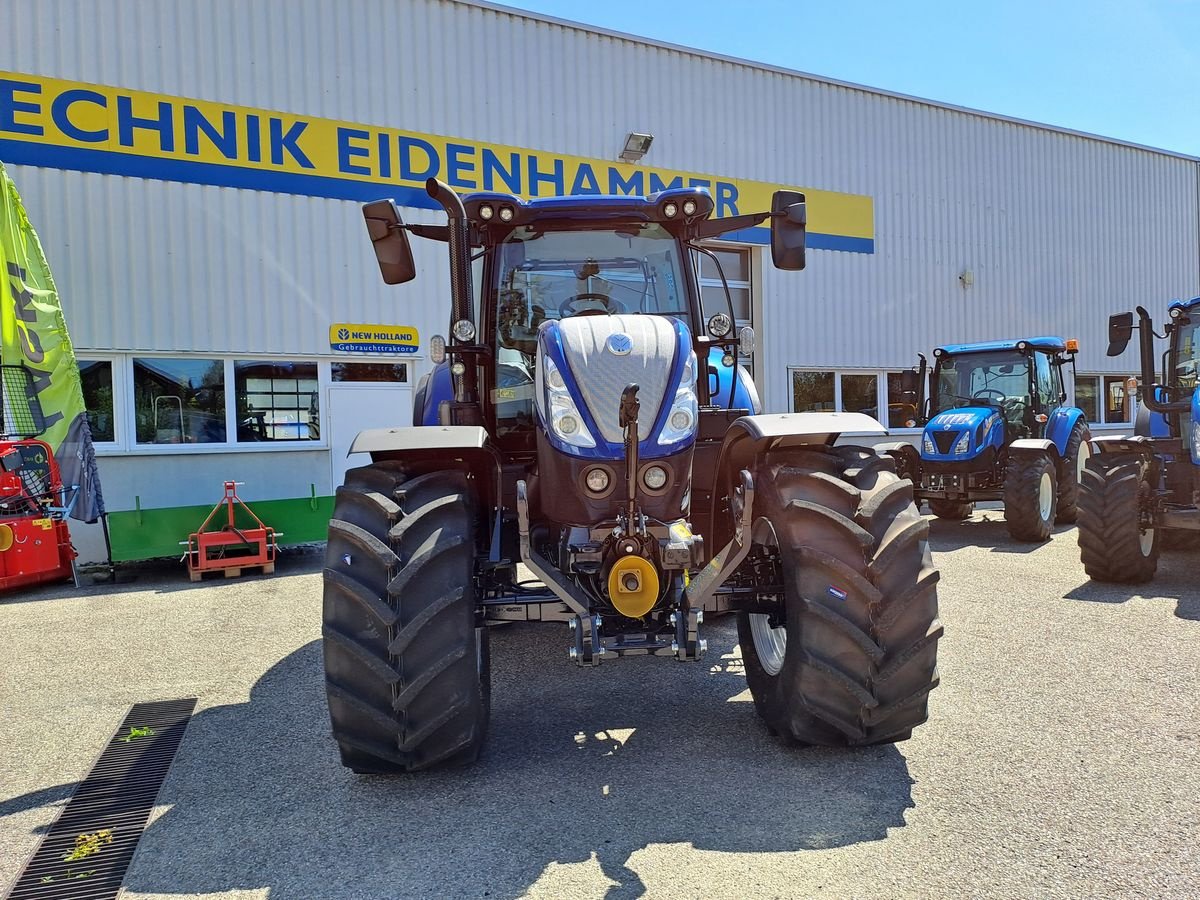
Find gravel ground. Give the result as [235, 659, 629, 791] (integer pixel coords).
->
[1, 514, 1197, 899]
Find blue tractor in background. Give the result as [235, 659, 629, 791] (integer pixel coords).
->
[1077, 298, 1200, 581]
[882, 338, 1090, 542]
[319, 178, 943, 773]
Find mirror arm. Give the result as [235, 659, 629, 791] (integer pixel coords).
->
[407, 223, 450, 242]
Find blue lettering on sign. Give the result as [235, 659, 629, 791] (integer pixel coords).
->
[116, 96, 174, 152]
[527, 156, 564, 196]
[337, 127, 372, 176]
[608, 168, 644, 195]
[0, 80, 44, 137]
[482, 149, 521, 193]
[398, 135, 439, 180]
[570, 163, 601, 195]
[183, 105, 237, 158]
[716, 182, 739, 217]
[331, 342, 419, 354]
[269, 117, 314, 168]
[649, 173, 682, 193]
[51, 89, 108, 142]
[446, 142, 477, 188]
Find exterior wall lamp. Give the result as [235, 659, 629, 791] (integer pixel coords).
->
[620, 132, 654, 162]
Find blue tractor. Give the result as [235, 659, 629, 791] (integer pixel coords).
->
[320, 179, 943, 772]
[881, 338, 1090, 542]
[1077, 298, 1200, 581]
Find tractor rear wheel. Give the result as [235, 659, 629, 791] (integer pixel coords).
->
[323, 464, 489, 773]
[928, 499, 973, 520]
[1055, 422, 1091, 524]
[1004, 453, 1057, 542]
[737, 447, 942, 746]
[1077, 453, 1159, 583]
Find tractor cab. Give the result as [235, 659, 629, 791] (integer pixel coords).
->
[922, 337, 1076, 462]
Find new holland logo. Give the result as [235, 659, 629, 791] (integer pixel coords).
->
[606, 333, 633, 355]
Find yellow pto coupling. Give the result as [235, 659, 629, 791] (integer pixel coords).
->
[607, 554, 660, 618]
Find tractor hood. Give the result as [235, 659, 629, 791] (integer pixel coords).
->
[920, 407, 1004, 462]
[534, 314, 695, 459]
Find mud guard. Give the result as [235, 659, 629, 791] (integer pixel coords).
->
[347, 425, 503, 546]
[705, 412, 887, 552]
[1008, 438, 1055, 455]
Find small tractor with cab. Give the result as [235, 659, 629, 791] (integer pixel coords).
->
[322, 178, 942, 773]
[881, 338, 1090, 542]
[1077, 298, 1200, 581]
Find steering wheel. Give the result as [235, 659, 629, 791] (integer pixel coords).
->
[971, 388, 1008, 404]
[558, 293, 626, 317]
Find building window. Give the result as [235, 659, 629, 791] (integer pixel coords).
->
[133, 357, 227, 444]
[886, 371, 923, 428]
[235, 361, 319, 442]
[1075, 374, 1132, 424]
[791, 371, 836, 412]
[331, 362, 409, 383]
[841, 373, 879, 416]
[78, 359, 115, 442]
[699, 247, 751, 322]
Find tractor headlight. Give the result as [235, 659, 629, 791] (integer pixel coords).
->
[585, 467, 611, 494]
[953, 431, 970, 455]
[1192, 418, 1200, 453]
[659, 352, 698, 445]
[452, 318, 476, 343]
[542, 356, 596, 450]
[922, 433, 935, 455]
[643, 465, 668, 490]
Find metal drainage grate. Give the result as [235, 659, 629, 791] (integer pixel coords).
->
[6, 698, 197, 900]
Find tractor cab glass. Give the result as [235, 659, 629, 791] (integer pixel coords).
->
[933, 350, 1035, 429]
[1173, 313, 1198, 392]
[491, 223, 689, 439]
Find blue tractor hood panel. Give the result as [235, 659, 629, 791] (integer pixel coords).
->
[535, 315, 692, 460]
[920, 407, 1004, 462]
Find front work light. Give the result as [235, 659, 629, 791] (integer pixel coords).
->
[452, 319, 476, 342]
[479, 204, 495, 220]
[663, 202, 678, 218]
[498, 206, 515, 222]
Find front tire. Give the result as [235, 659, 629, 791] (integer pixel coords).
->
[1004, 453, 1057, 542]
[737, 447, 942, 746]
[323, 464, 490, 773]
[928, 499, 974, 520]
[1055, 423, 1091, 524]
[1077, 454, 1159, 583]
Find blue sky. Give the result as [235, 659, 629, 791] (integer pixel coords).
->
[496, 0, 1200, 156]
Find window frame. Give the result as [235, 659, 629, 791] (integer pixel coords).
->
[80, 353, 428, 456]
[75, 354, 123, 449]
[1073, 373, 1135, 425]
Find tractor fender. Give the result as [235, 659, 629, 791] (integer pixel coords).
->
[1044, 407, 1085, 456]
[705, 412, 887, 549]
[875, 441, 917, 455]
[1008, 438, 1055, 455]
[1088, 435, 1156, 458]
[348, 425, 503, 515]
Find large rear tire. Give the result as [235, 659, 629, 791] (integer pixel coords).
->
[1004, 453, 1057, 542]
[1077, 454, 1159, 583]
[323, 464, 490, 773]
[1055, 422, 1091, 524]
[928, 499, 973, 520]
[737, 447, 942, 746]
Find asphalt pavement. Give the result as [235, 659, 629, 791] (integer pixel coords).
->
[1, 513, 1197, 899]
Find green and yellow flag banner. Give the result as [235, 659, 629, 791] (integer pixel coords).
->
[0, 160, 104, 522]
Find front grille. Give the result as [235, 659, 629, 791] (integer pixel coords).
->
[931, 429, 962, 454]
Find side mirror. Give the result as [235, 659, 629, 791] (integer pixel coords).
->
[1107, 312, 1134, 357]
[362, 200, 416, 285]
[769, 190, 806, 271]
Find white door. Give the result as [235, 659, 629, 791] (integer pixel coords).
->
[328, 385, 412, 489]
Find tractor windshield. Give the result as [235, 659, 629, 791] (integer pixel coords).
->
[490, 223, 689, 441]
[933, 350, 1032, 426]
[1173, 315, 1198, 393]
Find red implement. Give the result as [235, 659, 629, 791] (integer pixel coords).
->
[0, 439, 78, 593]
[185, 481, 277, 581]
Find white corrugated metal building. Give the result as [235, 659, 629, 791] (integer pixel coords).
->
[3, 0, 1198, 563]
